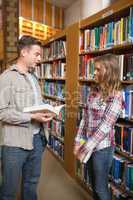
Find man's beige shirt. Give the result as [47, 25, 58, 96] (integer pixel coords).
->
[0, 65, 43, 149]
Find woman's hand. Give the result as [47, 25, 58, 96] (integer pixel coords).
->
[74, 139, 96, 163]
[77, 145, 93, 163]
[73, 144, 81, 156]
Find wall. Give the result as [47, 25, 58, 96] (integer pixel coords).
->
[64, 0, 117, 27]
[64, 0, 80, 28]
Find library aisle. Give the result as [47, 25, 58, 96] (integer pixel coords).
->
[38, 148, 91, 200]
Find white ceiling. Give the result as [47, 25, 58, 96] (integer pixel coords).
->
[47, 0, 77, 8]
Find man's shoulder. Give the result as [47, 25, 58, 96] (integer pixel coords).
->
[0, 65, 16, 82]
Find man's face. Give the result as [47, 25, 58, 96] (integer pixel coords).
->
[24, 45, 43, 71]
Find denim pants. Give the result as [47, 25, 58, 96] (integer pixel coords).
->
[0, 134, 46, 200]
[87, 146, 114, 200]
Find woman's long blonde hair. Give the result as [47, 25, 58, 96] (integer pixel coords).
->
[94, 54, 121, 99]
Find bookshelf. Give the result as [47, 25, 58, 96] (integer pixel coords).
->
[37, 24, 79, 177]
[76, 0, 133, 199]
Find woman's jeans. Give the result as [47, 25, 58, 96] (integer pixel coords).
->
[87, 146, 114, 200]
[0, 133, 46, 200]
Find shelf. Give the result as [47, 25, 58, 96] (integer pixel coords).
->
[43, 94, 65, 102]
[80, 0, 133, 29]
[115, 147, 133, 161]
[47, 146, 64, 166]
[75, 175, 93, 196]
[43, 77, 66, 81]
[121, 80, 133, 84]
[118, 118, 133, 124]
[79, 43, 133, 56]
[78, 78, 95, 83]
[50, 131, 64, 143]
[41, 57, 66, 63]
[109, 177, 133, 198]
[43, 30, 66, 45]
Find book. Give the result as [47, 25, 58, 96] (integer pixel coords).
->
[23, 104, 65, 116]
[82, 149, 93, 164]
[77, 136, 93, 164]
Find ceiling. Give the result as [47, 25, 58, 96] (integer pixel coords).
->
[47, 0, 77, 8]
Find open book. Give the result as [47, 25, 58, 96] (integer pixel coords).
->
[23, 104, 65, 116]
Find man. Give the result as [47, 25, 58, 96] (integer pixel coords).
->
[0, 35, 53, 200]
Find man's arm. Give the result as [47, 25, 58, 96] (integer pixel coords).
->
[0, 74, 31, 126]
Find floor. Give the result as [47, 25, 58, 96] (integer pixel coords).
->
[38, 148, 92, 200]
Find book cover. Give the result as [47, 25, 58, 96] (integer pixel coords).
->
[23, 104, 65, 116]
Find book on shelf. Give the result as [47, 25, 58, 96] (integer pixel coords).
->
[23, 104, 65, 116]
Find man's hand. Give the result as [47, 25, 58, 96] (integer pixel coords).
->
[31, 112, 55, 123]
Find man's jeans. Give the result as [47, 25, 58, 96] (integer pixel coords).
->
[0, 134, 46, 200]
[88, 146, 114, 200]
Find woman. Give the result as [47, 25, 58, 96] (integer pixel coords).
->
[74, 54, 124, 200]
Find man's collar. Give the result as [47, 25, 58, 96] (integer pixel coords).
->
[10, 64, 27, 75]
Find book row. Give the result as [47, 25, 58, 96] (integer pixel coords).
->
[79, 53, 133, 81]
[78, 86, 133, 120]
[44, 119, 65, 141]
[110, 154, 133, 192]
[48, 134, 64, 160]
[43, 40, 66, 61]
[43, 81, 65, 99]
[115, 124, 133, 156]
[35, 61, 66, 79]
[80, 7, 133, 51]
[76, 153, 133, 197]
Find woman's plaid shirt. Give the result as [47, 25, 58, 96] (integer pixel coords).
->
[74, 88, 124, 155]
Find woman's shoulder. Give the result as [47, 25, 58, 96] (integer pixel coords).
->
[107, 90, 123, 104]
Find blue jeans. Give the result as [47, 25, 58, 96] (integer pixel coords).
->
[0, 134, 47, 200]
[87, 146, 114, 200]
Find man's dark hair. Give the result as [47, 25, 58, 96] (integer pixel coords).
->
[18, 35, 42, 54]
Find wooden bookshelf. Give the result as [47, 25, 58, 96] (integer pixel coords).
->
[76, 0, 133, 198]
[37, 24, 79, 177]
[47, 146, 64, 167]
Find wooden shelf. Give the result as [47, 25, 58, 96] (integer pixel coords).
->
[118, 118, 133, 124]
[78, 78, 95, 83]
[115, 147, 133, 161]
[43, 29, 66, 45]
[121, 80, 133, 84]
[43, 77, 66, 81]
[47, 146, 64, 166]
[50, 132, 64, 144]
[41, 57, 66, 63]
[109, 177, 133, 198]
[79, 42, 133, 56]
[41, 24, 79, 179]
[75, 175, 93, 196]
[80, 0, 133, 29]
[43, 94, 65, 102]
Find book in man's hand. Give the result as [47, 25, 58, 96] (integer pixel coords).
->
[23, 104, 65, 116]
